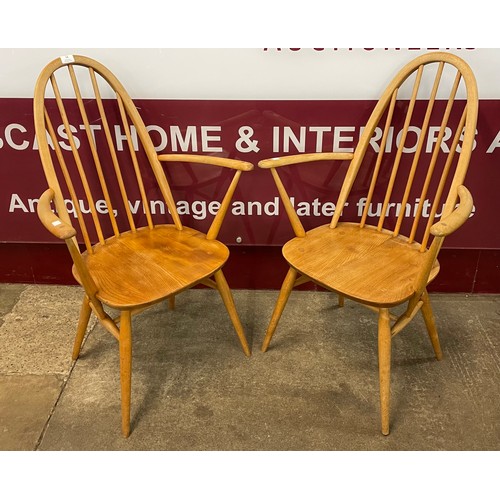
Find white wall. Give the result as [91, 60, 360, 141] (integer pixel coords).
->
[1, 48, 499, 100]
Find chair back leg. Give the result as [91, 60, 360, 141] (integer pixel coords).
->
[213, 270, 251, 357]
[420, 290, 443, 360]
[72, 295, 92, 360]
[261, 267, 298, 352]
[168, 295, 176, 310]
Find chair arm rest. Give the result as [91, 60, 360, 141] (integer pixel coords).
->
[430, 185, 473, 237]
[37, 189, 77, 240]
[258, 152, 354, 169]
[158, 154, 253, 171]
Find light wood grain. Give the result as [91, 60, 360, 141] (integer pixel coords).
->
[378, 308, 392, 436]
[430, 185, 473, 237]
[258, 152, 354, 169]
[74, 225, 229, 309]
[37, 189, 77, 240]
[259, 52, 478, 435]
[420, 290, 443, 360]
[283, 223, 440, 307]
[119, 310, 132, 437]
[72, 294, 91, 360]
[34, 55, 252, 437]
[261, 267, 297, 352]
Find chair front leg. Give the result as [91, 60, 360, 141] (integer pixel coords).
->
[119, 310, 132, 438]
[72, 294, 92, 360]
[261, 266, 297, 352]
[378, 308, 392, 436]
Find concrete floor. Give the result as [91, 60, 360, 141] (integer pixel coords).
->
[0, 283, 499, 451]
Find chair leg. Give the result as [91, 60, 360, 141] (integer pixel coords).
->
[213, 269, 251, 357]
[261, 267, 297, 352]
[338, 294, 345, 307]
[168, 295, 176, 310]
[378, 308, 392, 436]
[72, 295, 92, 360]
[119, 310, 132, 438]
[420, 289, 443, 360]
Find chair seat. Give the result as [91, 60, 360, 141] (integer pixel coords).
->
[283, 222, 440, 307]
[73, 225, 229, 309]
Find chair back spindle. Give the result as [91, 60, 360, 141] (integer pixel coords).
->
[34, 56, 183, 252]
[331, 53, 477, 251]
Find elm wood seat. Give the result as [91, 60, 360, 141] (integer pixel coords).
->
[282, 223, 440, 307]
[73, 225, 229, 309]
[259, 52, 478, 435]
[34, 55, 252, 437]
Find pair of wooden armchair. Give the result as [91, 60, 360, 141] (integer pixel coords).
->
[34, 53, 478, 437]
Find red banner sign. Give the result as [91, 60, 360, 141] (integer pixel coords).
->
[2, 98, 500, 248]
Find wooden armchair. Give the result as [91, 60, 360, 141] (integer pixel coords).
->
[258, 52, 478, 435]
[34, 55, 252, 437]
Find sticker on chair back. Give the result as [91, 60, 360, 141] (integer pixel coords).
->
[60, 55, 75, 64]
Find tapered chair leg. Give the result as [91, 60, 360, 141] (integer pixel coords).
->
[72, 295, 92, 360]
[420, 289, 443, 360]
[378, 308, 392, 436]
[261, 267, 298, 352]
[338, 294, 345, 307]
[119, 310, 132, 438]
[168, 295, 176, 310]
[213, 269, 251, 357]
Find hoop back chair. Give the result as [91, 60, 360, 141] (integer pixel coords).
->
[258, 52, 478, 435]
[34, 55, 252, 437]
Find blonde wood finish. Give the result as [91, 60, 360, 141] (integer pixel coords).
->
[73, 225, 230, 309]
[168, 295, 176, 310]
[390, 301, 423, 337]
[72, 294, 91, 360]
[283, 223, 440, 307]
[37, 188, 77, 240]
[158, 154, 253, 171]
[119, 310, 132, 438]
[34, 55, 252, 437]
[430, 185, 473, 237]
[420, 290, 443, 360]
[378, 308, 392, 436]
[259, 52, 478, 435]
[214, 270, 251, 357]
[261, 267, 297, 352]
[259, 152, 354, 169]
[271, 168, 305, 238]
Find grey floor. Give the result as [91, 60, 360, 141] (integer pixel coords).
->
[0, 283, 499, 451]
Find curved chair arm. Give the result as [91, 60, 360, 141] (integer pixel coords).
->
[258, 153, 353, 238]
[39, 190, 109, 322]
[258, 152, 354, 169]
[430, 186, 473, 237]
[37, 189, 77, 240]
[407, 186, 473, 317]
[158, 154, 254, 240]
[158, 154, 253, 172]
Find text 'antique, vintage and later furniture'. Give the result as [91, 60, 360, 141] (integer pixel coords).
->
[34, 55, 252, 437]
[258, 52, 478, 435]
